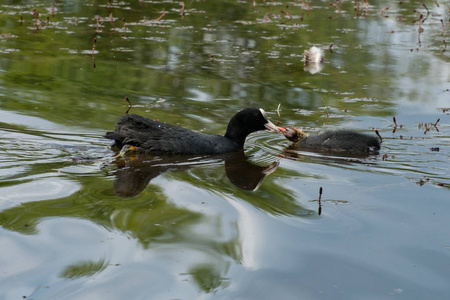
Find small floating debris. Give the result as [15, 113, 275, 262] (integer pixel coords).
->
[124, 97, 133, 114]
[92, 38, 96, 68]
[303, 46, 325, 74]
[392, 116, 403, 133]
[329, 3, 341, 19]
[418, 118, 440, 134]
[318, 186, 323, 215]
[304, 46, 325, 63]
[380, 6, 389, 18]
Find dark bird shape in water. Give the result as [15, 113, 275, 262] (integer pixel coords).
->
[278, 126, 381, 154]
[105, 107, 279, 155]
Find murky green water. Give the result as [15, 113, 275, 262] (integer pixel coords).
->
[1, 1, 449, 299]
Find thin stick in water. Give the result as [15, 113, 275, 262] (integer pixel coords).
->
[181, 2, 185, 19]
[122, 17, 126, 36]
[157, 12, 167, 22]
[318, 187, 323, 216]
[280, 10, 293, 24]
[329, 3, 341, 19]
[92, 38, 96, 69]
[110, 13, 115, 32]
[380, 6, 389, 18]
[92, 38, 96, 56]
[124, 97, 132, 114]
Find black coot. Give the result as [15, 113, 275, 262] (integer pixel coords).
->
[105, 107, 279, 155]
[278, 126, 381, 154]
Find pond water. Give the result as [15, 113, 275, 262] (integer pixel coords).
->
[0, 0, 449, 299]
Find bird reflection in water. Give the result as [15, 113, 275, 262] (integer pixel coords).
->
[109, 150, 279, 197]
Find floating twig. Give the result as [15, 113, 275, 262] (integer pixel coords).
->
[92, 38, 96, 69]
[32, 8, 39, 32]
[110, 13, 115, 31]
[443, 40, 447, 53]
[181, 2, 185, 19]
[96, 16, 103, 32]
[392, 116, 403, 133]
[300, 0, 304, 22]
[418, 118, 440, 134]
[122, 17, 126, 36]
[412, 10, 424, 45]
[412, 10, 423, 25]
[433, 118, 440, 132]
[301, 0, 310, 19]
[441, 19, 445, 36]
[92, 37, 96, 56]
[329, 43, 333, 53]
[434, 0, 440, 8]
[318, 187, 323, 215]
[329, 3, 341, 19]
[354, 0, 368, 18]
[19, 15, 23, 26]
[422, 4, 430, 24]
[157, 11, 167, 22]
[124, 97, 132, 114]
[380, 6, 389, 18]
[280, 10, 293, 24]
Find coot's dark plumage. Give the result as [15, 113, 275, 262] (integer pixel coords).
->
[105, 107, 278, 155]
[279, 126, 381, 153]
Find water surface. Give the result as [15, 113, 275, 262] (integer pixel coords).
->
[0, 1, 449, 299]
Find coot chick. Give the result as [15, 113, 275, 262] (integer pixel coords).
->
[105, 107, 279, 155]
[278, 126, 381, 154]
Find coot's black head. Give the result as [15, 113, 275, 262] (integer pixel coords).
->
[278, 126, 307, 143]
[224, 107, 278, 145]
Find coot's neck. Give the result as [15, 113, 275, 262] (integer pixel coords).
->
[224, 119, 250, 148]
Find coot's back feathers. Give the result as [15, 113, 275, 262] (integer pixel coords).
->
[105, 108, 278, 155]
[279, 127, 381, 154]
